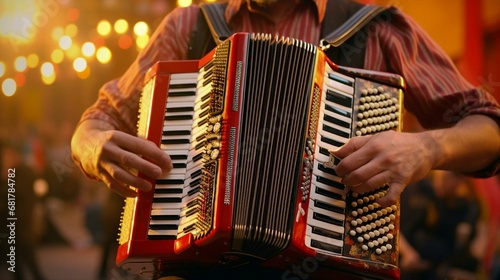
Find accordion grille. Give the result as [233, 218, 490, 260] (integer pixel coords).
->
[231, 35, 317, 259]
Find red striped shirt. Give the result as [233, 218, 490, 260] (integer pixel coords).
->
[80, 0, 499, 172]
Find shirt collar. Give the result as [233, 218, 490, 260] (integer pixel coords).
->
[225, 0, 327, 23]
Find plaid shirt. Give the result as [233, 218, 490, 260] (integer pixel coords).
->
[80, 0, 500, 175]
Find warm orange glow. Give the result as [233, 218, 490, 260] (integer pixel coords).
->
[76, 67, 91, 79]
[14, 72, 26, 87]
[67, 8, 80, 22]
[118, 35, 133, 50]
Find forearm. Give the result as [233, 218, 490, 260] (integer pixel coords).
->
[424, 114, 500, 173]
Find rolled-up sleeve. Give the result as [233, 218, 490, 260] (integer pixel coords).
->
[364, 7, 500, 176]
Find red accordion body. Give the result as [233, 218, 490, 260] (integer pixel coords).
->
[117, 33, 405, 280]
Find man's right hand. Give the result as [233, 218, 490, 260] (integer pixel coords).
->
[71, 119, 173, 197]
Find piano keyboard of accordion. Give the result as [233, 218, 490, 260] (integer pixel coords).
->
[117, 33, 405, 280]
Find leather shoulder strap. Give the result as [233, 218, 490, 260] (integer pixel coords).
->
[187, 2, 229, 60]
[187, 0, 388, 67]
[321, 3, 388, 49]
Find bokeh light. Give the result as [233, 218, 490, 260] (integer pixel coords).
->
[118, 35, 133, 50]
[0, 62, 5, 77]
[67, 8, 80, 22]
[97, 20, 112, 36]
[114, 19, 129, 34]
[133, 21, 149, 36]
[14, 56, 27, 72]
[82, 42, 96, 57]
[76, 67, 91, 79]
[59, 35, 72, 50]
[15, 72, 26, 88]
[2, 79, 17, 97]
[136, 34, 150, 49]
[96, 47, 112, 64]
[65, 24, 79, 37]
[51, 49, 65, 64]
[177, 0, 192, 7]
[41, 62, 55, 77]
[52, 27, 65, 41]
[27, 54, 39, 68]
[73, 57, 87, 72]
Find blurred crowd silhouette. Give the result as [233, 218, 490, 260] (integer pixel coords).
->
[0, 120, 499, 280]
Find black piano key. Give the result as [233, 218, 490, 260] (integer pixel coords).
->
[188, 186, 200, 196]
[320, 135, 344, 147]
[161, 139, 190, 145]
[311, 226, 343, 240]
[191, 169, 202, 179]
[192, 152, 204, 163]
[150, 214, 180, 220]
[195, 141, 206, 151]
[156, 179, 184, 185]
[189, 177, 201, 187]
[172, 163, 187, 169]
[313, 212, 343, 227]
[186, 199, 198, 209]
[317, 162, 339, 176]
[310, 239, 342, 254]
[185, 207, 199, 218]
[322, 124, 350, 138]
[323, 114, 350, 129]
[154, 188, 183, 194]
[182, 223, 196, 233]
[168, 91, 196, 97]
[163, 130, 191, 136]
[170, 154, 188, 160]
[327, 73, 353, 87]
[319, 147, 330, 156]
[165, 115, 193, 121]
[326, 89, 352, 108]
[153, 197, 182, 203]
[314, 200, 344, 215]
[166, 106, 194, 113]
[149, 224, 178, 230]
[169, 83, 197, 89]
[315, 186, 343, 201]
[316, 175, 345, 191]
[324, 103, 351, 118]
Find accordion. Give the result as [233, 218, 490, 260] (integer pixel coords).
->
[117, 33, 405, 280]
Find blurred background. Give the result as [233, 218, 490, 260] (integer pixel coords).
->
[0, 0, 499, 279]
